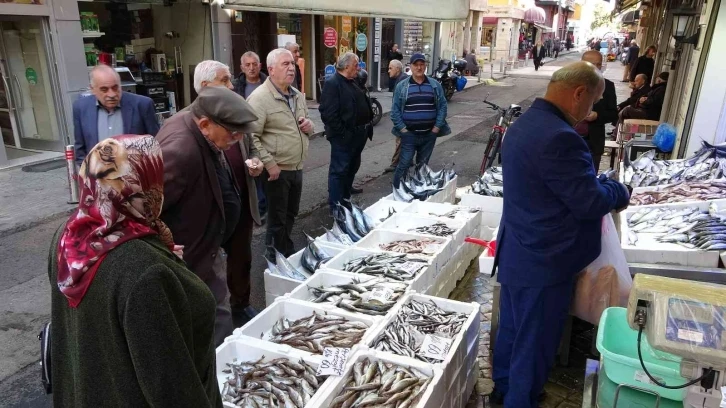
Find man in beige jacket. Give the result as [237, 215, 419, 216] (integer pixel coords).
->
[247, 48, 314, 260]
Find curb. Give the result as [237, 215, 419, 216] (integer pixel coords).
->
[0, 207, 73, 239]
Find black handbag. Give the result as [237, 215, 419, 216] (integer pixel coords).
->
[38, 321, 52, 394]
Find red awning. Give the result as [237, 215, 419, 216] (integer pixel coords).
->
[482, 17, 498, 25]
[524, 6, 546, 24]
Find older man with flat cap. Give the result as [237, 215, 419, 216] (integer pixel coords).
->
[157, 86, 261, 346]
[491, 61, 631, 407]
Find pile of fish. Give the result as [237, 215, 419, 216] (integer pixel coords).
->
[267, 311, 369, 354]
[626, 203, 726, 250]
[379, 207, 398, 224]
[427, 207, 479, 219]
[221, 356, 324, 407]
[372, 299, 469, 364]
[308, 277, 409, 316]
[266, 248, 309, 281]
[329, 357, 432, 408]
[392, 163, 457, 202]
[301, 233, 333, 273]
[624, 143, 726, 187]
[342, 253, 428, 281]
[471, 166, 503, 197]
[380, 238, 441, 255]
[408, 222, 456, 237]
[629, 180, 726, 206]
[331, 201, 377, 243]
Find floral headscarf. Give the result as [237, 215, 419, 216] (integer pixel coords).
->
[56, 135, 181, 307]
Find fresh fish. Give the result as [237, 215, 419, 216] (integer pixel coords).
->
[342, 253, 428, 281]
[333, 203, 364, 242]
[329, 357, 431, 408]
[274, 248, 309, 280]
[627, 203, 726, 252]
[308, 277, 408, 316]
[625, 143, 726, 188]
[220, 356, 324, 407]
[268, 311, 369, 353]
[408, 222, 457, 237]
[379, 207, 397, 223]
[628, 230, 638, 246]
[471, 166, 504, 197]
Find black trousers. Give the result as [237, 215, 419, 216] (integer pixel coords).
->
[262, 169, 303, 259]
[328, 134, 367, 210]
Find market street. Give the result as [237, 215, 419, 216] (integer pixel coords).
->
[0, 54, 586, 407]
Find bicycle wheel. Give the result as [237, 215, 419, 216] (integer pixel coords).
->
[371, 99, 383, 126]
[486, 131, 503, 170]
[480, 129, 502, 175]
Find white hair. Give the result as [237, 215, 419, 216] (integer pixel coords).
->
[193, 60, 229, 93]
[336, 52, 358, 70]
[89, 64, 120, 87]
[267, 48, 293, 69]
[241, 51, 260, 63]
[389, 59, 403, 71]
[284, 42, 299, 51]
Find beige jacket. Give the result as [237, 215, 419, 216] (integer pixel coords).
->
[247, 79, 312, 171]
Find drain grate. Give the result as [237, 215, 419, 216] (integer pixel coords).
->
[21, 159, 66, 173]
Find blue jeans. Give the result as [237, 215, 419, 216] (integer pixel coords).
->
[328, 133, 367, 210]
[392, 132, 437, 187]
[492, 279, 575, 407]
[255, 177, 267, 216]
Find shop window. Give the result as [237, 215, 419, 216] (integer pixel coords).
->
[320, 16, 369, 67]
[277, 13, 303, 46]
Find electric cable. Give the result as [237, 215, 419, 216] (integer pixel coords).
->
[637, 326, 713, 389]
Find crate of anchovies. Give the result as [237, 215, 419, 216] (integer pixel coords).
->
[379, 213, 468, 248]
[364, 199, 413, 227]
[402, 201, 482, 238]
[264, 240, 345, 306]
[307, 348, 444, 408]
[215, 336, 335, 408]
[353, 230, 453, 274]
[286, 269, 421, 321]
[365, 293, 481, 395]
[232, 298, 379, 359]
[322, 247, 435, 292]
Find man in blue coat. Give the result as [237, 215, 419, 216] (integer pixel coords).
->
[73, 65, 160, 164]
[491, 61, 631, 407]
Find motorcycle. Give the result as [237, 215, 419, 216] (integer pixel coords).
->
[432, 58, 466, 101]
[356, 69, 383, 126]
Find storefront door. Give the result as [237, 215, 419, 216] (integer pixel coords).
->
[0, 16, 62, 161]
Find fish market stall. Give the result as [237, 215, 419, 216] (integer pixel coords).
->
[622, 143, 726, 188]
[629, 180, 726, 206]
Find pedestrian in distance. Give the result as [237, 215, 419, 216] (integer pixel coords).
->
[284, 42, 304, 91]
[579, 51, 618, 171]
[623, 41, 640, 82]
[48, 135, 222, 408]
[490, 61, 631, 408]
[629, 45, 656, 84]
[389, 43, 403, 61]
[553, 38, 561, 58]
[465, 49, 480, 75]
[247, 48, 313, 260]
[72, 64, 159, 165]
[619, 72, 669, 122]
[532, 41, 546, 71]
[157, 86, 260, 346]
[390, 53, 451, 188]
[618, 74, 651, 112]
[384, 59, 408, 174]
[320, 52, 374, 211]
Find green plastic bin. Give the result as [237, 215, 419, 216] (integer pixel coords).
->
[596, 307, 686, 401]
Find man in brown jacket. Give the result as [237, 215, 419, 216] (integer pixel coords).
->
[247, 48, 313, 260]
[158, 86, 260, 345]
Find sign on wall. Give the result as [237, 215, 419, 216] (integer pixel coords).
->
[323, 27, 338, 48]
[356, 33, 368, 51]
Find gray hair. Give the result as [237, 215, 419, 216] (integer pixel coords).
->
[267, 48, 293, 69]
[89, 64, 120, 87]
[193, 60, 230, 93]
[550, 61, 603, 91]
[336, 52, 358, 70]
[284, 42, 299, 51]
[241, 51, 260, 63]
[389, 59, 403, 71]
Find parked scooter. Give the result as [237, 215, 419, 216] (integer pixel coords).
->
[356, 69, 383, 126]
[432, 58, 466, 101]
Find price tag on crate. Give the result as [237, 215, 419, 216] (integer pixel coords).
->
[399, 261, 425, 274]
[316, 347, 351, 376]
[369, 287, 395, 303]
[422, 243, 442, 255]
[338, 234, 354, 246]
[420, 334, 453, 361]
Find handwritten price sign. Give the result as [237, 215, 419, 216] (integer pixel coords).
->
[369, 287, 394, 303]
[420, 334, 453, 361]
[316, 347, 351, 376]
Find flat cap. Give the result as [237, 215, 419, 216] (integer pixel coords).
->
[190, 86, 259, 133]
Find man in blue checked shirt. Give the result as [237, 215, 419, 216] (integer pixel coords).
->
[389, 53, 450, 187]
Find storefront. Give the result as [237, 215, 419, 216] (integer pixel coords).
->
[0, 2, 67, 168]
[473, 5, 525, 63]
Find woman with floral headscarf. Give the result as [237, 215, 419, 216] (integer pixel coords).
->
[48, 135, 222, 408]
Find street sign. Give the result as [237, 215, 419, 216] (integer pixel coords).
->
[323, 27, 338, 48]
[324, 64, 336, 79]
[356, 33, 368, 51]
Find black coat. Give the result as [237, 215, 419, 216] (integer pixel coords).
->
[585, 78, 618, 157]
[533, 46, 546, 60]
[630, 55, 655, 83]
[234, 72, 268, 99]
[618, 84, 651, 111]
[641, 82, 667, 120]
[319, 72, 373, 141]
[389, 50, 403, 61]
[627, 45, 640, 65]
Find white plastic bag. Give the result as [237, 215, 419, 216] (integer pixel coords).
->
[571, 213, 633, 325]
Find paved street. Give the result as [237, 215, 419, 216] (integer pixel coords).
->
[0, 51, 622, 406]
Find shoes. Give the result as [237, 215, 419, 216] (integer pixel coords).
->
[232, 305, 260, 321]
[488, 389, 547, 405]
[351, 187, 363, 194]
[384, 166, 396, 173]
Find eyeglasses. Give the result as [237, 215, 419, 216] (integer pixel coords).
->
[213, 120, 242, 137]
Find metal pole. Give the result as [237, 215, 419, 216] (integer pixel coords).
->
[65, 145, 79, 204]
[499, 57, 504, 73]
[490, 63, 494, 79]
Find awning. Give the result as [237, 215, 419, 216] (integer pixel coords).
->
[534, 22, 554, 32]
[523, 6, 547, 24]
[612, 0, 641, 15]
[482, 17, 499, 25]
[221, 0, 468, 21]
[621, 9, 640, 23]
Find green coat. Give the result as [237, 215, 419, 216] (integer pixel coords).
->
[48, 227, 222, 408]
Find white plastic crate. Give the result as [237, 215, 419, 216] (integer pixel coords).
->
[443, 175, 458, 201]
[321, 247, 434, 293]
[264, 292, 279, 307]
[215, 337, 334, 408]
[379, 213, 468, 248]
[286, 269, 420, 320]
[314, 232, 352, 249]
[308, 348, 444, 408]
[363, 199, 412, 227]
[366, 292, 480, 398]
[263, 242, 344, 304]
[403, 201, 482, 238]
[459, 193, 503, 213]
[428, 243, 481, 298]
[354, 229, 452, 273]
[232, 298, 378, 358]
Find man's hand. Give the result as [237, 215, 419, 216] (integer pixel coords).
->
[431, 126, 440, 134]
[585, 111, 598, 122]
[245, 158, 263, 177]
[267, 164, 281, 181]
[400, 128, 409, 133]
[298, 117, 313, 134]
[639, 96, 647, 104]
